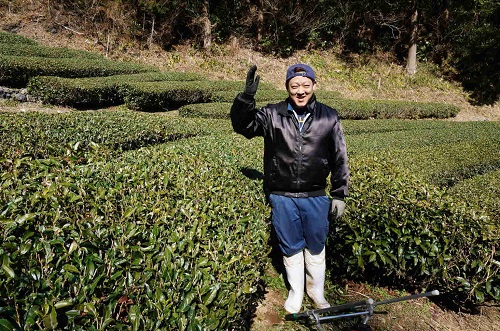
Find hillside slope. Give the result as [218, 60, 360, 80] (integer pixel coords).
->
[1, 5, 499, 121]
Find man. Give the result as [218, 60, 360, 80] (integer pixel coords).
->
[231, 64, 349, 314]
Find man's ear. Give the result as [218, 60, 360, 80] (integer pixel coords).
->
[312, 81, 317, 91]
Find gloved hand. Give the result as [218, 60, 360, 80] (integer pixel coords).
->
[329, 199, 345, 220]
[244, 65, 260, 97]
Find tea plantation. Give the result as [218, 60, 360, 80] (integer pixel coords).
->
[0, 31, 499, 330]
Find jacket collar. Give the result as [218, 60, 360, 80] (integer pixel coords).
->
[278, 94, 317, 116]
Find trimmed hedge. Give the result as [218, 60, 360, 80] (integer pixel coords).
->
[178, 101, 280, 119]
[122, 82, 217, 111]
[1, 111, 498, 330]
[178, 98, 460, 120]
[331, 156, 499, 306]
[323, 98, 460, 119]
[448, 169, 500, 221]
[27, 76, 124, 108]
[0, 131, 268, 330]
[0, 110, 227, 163]
[27, 76, 277, 109]
[211, 90, 342, 103]
[380, 139, 500, 187]
[27, 72, 206, 107]
[0, 42, 105, 60]
[0, 55, 156, 87]
[0, 31, 38, 45]
[345, 120, 499, 154]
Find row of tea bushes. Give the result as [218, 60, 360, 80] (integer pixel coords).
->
[0, 42, 105, 60]
[379, 138, 500, 187]
[345, 120, 499, 155]
[331, 156, 499, 307]
[447, 169, 500, 221]
[178, 97, 460, 120]
[0, 31, 38, 45]
[122, 81, 240, 111]
[0, 55, 156, 87]
[0, 130, 269, 330]
[1, 111, 498, 329]
[0, 110, 228, 163]
[209, 90, 342, 103]
[322, 98, 460, 119]
[344, 120, 500, 212]
[26, 72, 206, 108]
[338, 120, 500, 306]
[27, 75, 277, 110]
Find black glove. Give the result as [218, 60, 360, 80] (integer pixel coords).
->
[244, 65, 260, 97]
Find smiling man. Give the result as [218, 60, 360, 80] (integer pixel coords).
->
[230, 64, 349, 314]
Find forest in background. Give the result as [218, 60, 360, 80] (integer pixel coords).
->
[1, 0, 499, 105]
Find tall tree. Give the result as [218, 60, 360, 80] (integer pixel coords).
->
[201, 0, 211, 49]
[406, 0, 418, 75]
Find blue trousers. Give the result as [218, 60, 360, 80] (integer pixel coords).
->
[269, 194, 330, 256]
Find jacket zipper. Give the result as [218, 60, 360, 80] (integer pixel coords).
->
[293, 113, 311, 190]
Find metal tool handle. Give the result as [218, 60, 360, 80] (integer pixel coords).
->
[372, 290, 439, 307]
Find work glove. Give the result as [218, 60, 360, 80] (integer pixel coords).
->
[329, 199, 345, 220]
[243, 65, 260, 97]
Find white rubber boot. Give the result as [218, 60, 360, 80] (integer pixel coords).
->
[283, 251, 305, 313]
[305, 248, 330, 309]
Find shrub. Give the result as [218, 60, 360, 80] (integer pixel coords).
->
[0, 110, 225, 163]
[27, 72, 207, 107]
[0, 132, 269, 330]
[0, 31, 38, 45]
[448, 169, 500, 221]
[329, 157, 500, 307]
[122, 82, 216, 111]
[213, 90, 285, 103]
[0, 42, 105, 60]
[0, 55, 155, 87]
[178, 101, 273, 119]
[323, 98, 460, 119]
[27, 76, 124, 107]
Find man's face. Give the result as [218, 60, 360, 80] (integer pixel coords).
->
[287, 76, 316, 108]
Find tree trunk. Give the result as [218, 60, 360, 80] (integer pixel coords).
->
[256, 0, 263, 43]
[201, 0, 211, 49]
[406, 2, 418, 75]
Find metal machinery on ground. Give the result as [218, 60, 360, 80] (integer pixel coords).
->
[285, 290, 440, 331]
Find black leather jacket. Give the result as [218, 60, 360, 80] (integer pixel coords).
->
[231, 93, 349, 200]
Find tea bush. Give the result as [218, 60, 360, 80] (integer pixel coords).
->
[330, 156, 499, 306]
[178, 101, 275, 119]
[0, 55, 155, 87]
[345, 120, 500, 186]
[322, 98, 460, 119]
[122, 81, 217, 111]
[1, 111, 499, 330]
[27, 76, 124, 107]
[27, 72, 207, 107]
[0, 42, 105, 60]
[0, 31, 38, 45]
[0, 110, 226, 162]
[178, 99, 460, 120]
[211, 90, 341, 103]
[1, 120, 269, 330]
[383, 139, 500, 187]
[448, 169, 500, 221]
